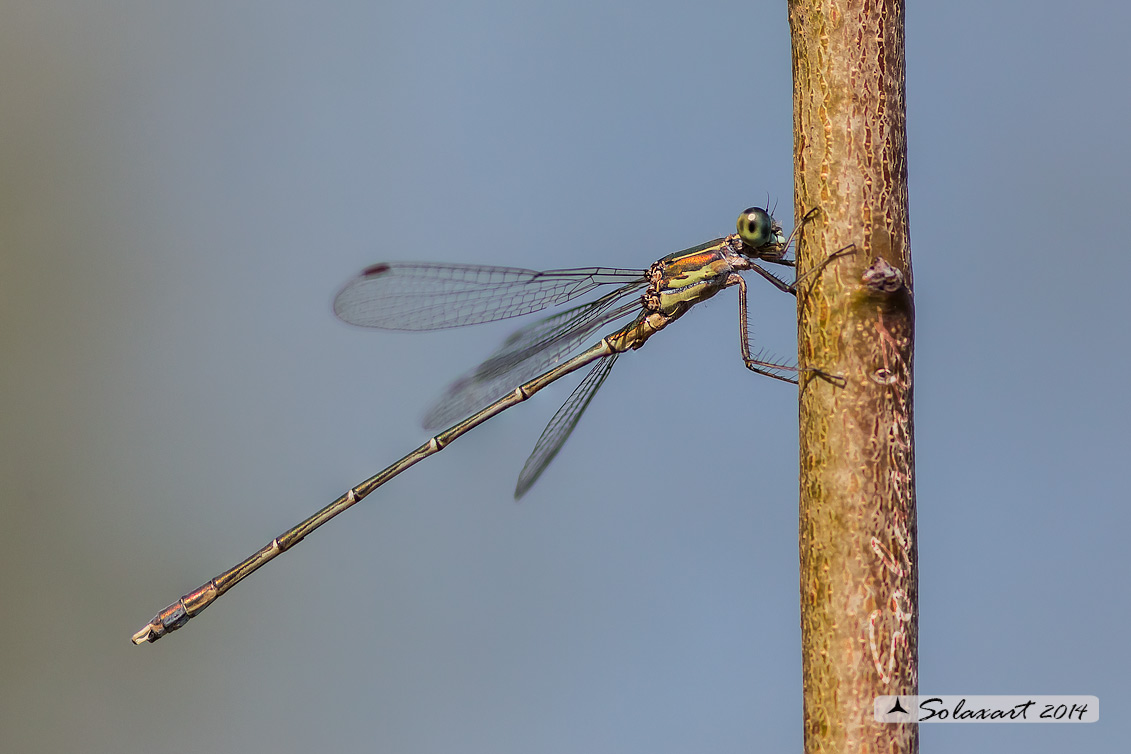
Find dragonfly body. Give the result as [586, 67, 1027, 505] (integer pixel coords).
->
[651, 233, 786, 317]
[133, 207, 844, 644]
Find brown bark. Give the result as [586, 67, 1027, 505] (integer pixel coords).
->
[789, 1, 917, 752]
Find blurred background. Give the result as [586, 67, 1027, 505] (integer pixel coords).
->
[2, 1, 1128, 752]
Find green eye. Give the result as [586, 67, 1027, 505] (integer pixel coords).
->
[737, 207, 776, 247]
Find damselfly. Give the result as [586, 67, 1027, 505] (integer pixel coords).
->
[132, 206, 849, 644]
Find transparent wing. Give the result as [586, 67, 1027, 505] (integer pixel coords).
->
[514, 352, 620, 499]
[460, 284, 643, 377]
[334, 263, 646, 331]
[422, 291, 641, 430]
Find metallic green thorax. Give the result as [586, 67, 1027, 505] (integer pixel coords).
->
[654, 239, 733, 315]
[604, 227, 790, 358]
[647, 208, 787, 320]
[606, 210, 790, 357]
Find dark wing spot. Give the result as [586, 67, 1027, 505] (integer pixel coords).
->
[360, 263, 392, 278]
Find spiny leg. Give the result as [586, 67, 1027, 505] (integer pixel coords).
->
[793, 242, 857, 290]
[749, 243, 858, 294]
[769, 243, 855, 386]
[731, 274, 801, 384]
[730, 273, 846, 387]
[776, 206, 821, 262]
[747, 241, 857, 387]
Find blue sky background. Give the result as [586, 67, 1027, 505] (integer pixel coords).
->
[2, 2, 1129, 752]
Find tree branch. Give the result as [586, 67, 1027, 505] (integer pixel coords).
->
[789, 1, 917, 751]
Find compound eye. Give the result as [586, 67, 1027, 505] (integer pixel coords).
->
[737, 207, 774, 247]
